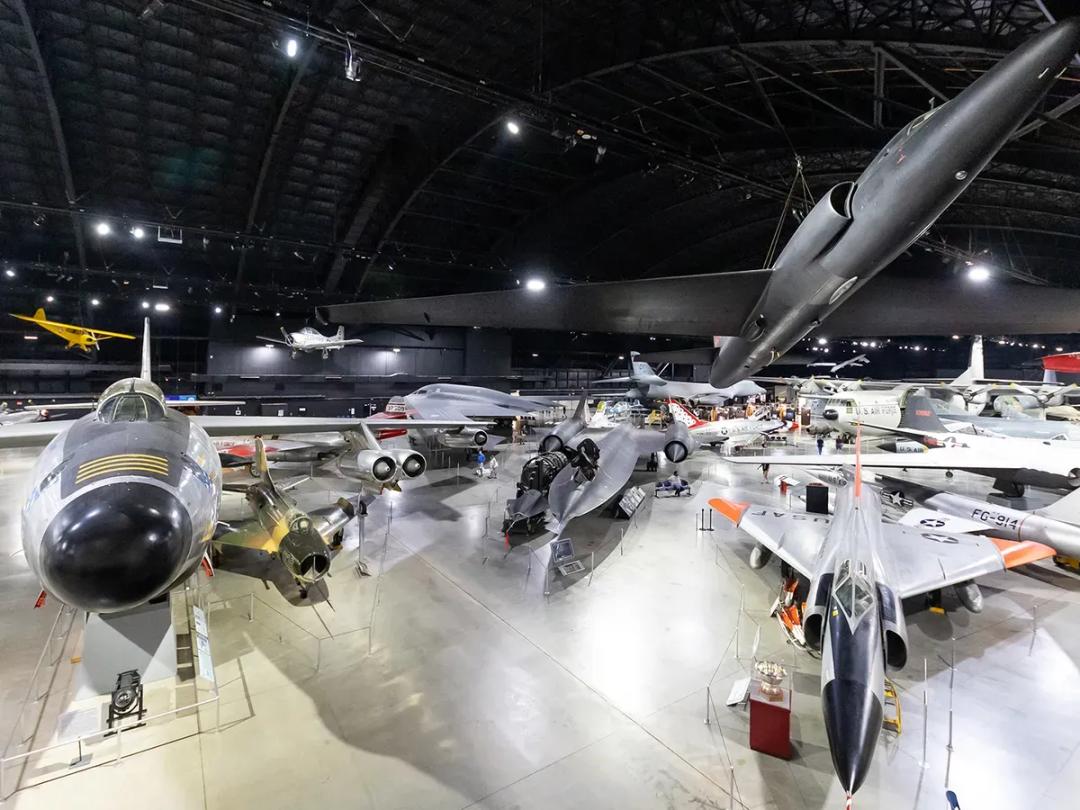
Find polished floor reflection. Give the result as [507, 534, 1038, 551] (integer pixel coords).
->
[1, 435, 1078, 809]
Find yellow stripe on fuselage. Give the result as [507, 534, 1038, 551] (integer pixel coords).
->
[75, 454, 169, 484]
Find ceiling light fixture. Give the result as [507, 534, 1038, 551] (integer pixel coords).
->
[154, 302, 170, 312]
[90, 298, 101, 306]
[285, 37, 299, 58]
[94, 221, 111, 236]
[4, 268, 14, 278]
[46, 295, 54, 303]
[524, 278, 545, 292]
[130, 225, 146, 240]
[967, 265, 991, 282]
[817, 337, 828, 345]
[214, 305, 223, 314]
[506, 119, 521, 135]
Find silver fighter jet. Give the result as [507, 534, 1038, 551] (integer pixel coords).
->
[710, 467, 1053, 797]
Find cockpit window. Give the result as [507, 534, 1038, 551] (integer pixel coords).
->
[834, 559, 874, 622]
[291, 516, 313, 534]
[906, 107, 939, 136]
[98, 393, 167, 423]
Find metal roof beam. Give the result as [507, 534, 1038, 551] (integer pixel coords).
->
[233, 43, 318, 293]
[634, 65, 776, 133]
[737, 49, 876, 130]
[873, 44, 951, 102]
[13, 0, 86, 270]
[1012, 92, 1080, 139]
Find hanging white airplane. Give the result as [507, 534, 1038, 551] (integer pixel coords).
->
[257, 325, 364, 359]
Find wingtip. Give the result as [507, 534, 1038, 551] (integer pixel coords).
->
[990, 537, 1057, 569]
[708, 497, 749, 525]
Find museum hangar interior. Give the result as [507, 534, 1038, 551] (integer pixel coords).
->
[2, 2, 1080, 809]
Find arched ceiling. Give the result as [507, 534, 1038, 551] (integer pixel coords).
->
[1, 0, 1078, 326]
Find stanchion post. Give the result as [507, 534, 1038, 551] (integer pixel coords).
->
[704, 685, 711, 725]
[588, 551, 595, 586]
[248, 592, 254, 622]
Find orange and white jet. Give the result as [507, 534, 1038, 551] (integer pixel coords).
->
[667, 399, 785, 448]
[12, 309, 136, 351]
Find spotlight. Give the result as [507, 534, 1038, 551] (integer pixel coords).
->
[285, 38, 299, 58]
[531, 352, 538, 358]
[952, 334, 960, 340]
[817, 337, 828, 346]
[264, 343, 276, 349]
[4, 268, 14, 278]
[506, 119, 521, 135]
[154, 302, 170, 312]
[90, 298, 101, 306]
[392, 347, 401, 354]
[869, 341, 877, 348]
[524, 278, 545, 292]
[214, 305, 223, 314]
[94, 221, 111, 236]
[618, 355, 625, 360]
[46, 295, 54, 303]
[1056, 346, 1064, 352]
[967, 265, 991, 282]
[141, 301, 150, 309]
[23, 335, 37, 341]
[130, 225, 146, 240]
[274, 310, 281, 317]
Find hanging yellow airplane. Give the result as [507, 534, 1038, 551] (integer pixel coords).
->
[11, 309, 137, 351]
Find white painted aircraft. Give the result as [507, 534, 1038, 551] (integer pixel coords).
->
[666, 399, 785, 448]
[257, 325, 364, 359]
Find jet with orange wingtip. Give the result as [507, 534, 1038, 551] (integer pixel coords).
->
[11, 309, 136, 351]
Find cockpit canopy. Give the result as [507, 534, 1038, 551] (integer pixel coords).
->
[834, 558, 874, 623]
[290, 516, 313, 535]
[97, 378, 167, 424]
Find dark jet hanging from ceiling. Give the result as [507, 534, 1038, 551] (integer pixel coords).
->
[322, 19, 1080, 383]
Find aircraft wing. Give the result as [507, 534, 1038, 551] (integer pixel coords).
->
[0, 421, 71, 449]
[322, 275, 1080, 338]
[193, 415, 487, 436]
[724, 448, 1018, 473]
[548, 426, 666, 530]
[897, 507, 990, 535]
[12, 314, 136, 340]
[255, 335, 291, 346]
[403, 392, 551, 420]
[880, 522, 1054, 598]
[709, 500, 828, 579]
[215, 521, 279, 553]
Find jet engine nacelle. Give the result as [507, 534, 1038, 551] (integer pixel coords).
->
[663, 422, 699, 463]
[955, 580, 984, 613]
[803, 572, 834, 651]
[278, 520, 332, 584]
[877, 583, 908, 670]
[539, 419, 585, 453]
[388, 448, 426, 479]
[994, 394, 1040, 414]
[355, 450, 397, 484]
[771, 181, 855, 271]
[468, 428, 488, 447]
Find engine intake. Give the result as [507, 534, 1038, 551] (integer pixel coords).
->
[663, 422, 699, 463]
[540, 418, 585, 453]
[355, 450, 397, 483]
[803, 572, 834, 651]
[877, 583, 908, 669]
[389, 449, 426, 479]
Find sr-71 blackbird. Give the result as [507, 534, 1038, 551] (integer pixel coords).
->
[320, 20, 1080, 388]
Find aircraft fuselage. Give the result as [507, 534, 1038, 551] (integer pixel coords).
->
[21, 378, 221, 613]
[710, 20, 1080, 387]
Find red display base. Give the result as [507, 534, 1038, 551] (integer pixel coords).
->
[748, 679, 792, 759]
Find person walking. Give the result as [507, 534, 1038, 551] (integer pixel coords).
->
[816, 436, 825, 455]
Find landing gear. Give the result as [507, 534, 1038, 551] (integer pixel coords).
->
[330, 530, 344, 550]
[298, 584, 308, 599]
[992, 478, 1026, 498]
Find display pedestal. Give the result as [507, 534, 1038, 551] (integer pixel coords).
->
[748, 679, 791, 759]
[74, 600, 177, 700]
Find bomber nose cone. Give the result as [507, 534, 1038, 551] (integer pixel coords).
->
[822, 678, 884, 795]
[40, 482, 192, 613]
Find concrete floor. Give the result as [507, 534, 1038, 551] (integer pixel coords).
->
[2, 435, 1080, 809]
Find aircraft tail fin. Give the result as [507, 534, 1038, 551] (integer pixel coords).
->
[33, 307, 46, 321]
[336, 325, 345, 340]
[951, 336, 983, 386]
[254, 437, 274, 487]
[572, 394, 589, 423]
[1036, 487, 1080, 525]
[900, 395, 949, 433]
[667, 398, 704, 428]
[140, 317, 152, 380]
[630, 351, 654, 380]
[1044, 369, 1059, 385]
